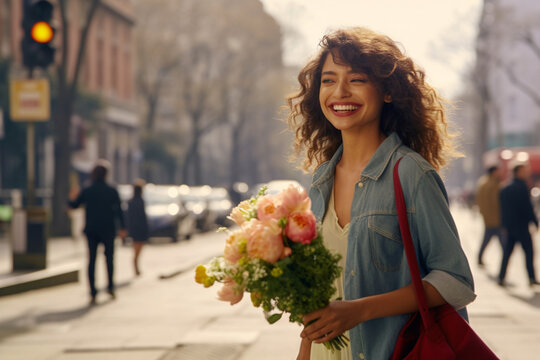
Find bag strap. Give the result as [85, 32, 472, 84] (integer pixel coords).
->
[393, 158, 435, 330]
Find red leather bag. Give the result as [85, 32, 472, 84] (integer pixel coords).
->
[390, 158, 499, 360]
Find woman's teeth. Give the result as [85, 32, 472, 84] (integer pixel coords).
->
[332, 104, 359, 112]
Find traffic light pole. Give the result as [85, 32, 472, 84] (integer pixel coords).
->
[26, 67, 35, 207]
[11, 0, 53, 271]
[27, 123, 35, 207]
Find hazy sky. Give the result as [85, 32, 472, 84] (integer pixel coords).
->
[260, 0, 483, 98]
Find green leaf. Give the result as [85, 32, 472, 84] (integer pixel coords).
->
[277, 257, 292, 266]
[265, 313, 283, 324]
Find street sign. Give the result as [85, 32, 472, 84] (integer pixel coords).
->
[9, 78, 50, 121]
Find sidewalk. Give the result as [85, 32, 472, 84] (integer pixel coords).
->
[452, 204, 540, 360]
[0, 235, 81, 296]
[0, 208, 87, 295]
[0, 229, 301, 360]
[0, 206, 539, 359]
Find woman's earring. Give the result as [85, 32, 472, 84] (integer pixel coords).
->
[384, 95, 392, 103]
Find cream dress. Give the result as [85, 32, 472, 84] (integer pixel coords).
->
[310, 188, 353, 360]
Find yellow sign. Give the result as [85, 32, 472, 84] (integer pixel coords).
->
[9, 78, 50, 121]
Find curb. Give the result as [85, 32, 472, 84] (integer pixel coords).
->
[0, 261, 80, 296]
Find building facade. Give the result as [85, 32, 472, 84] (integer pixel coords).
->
[78, 0, 140, 184]
[0, 0, 139, 194]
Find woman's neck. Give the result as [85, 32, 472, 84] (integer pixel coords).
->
[339, 127, 385, 173]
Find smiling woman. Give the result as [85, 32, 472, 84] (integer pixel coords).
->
[285, 27, 477, 360]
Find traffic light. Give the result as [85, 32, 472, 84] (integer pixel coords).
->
[21, 0, 56, 70]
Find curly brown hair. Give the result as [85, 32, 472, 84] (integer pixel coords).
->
[286, 27, 456, 171]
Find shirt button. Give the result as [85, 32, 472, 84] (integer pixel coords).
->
[357, 182, 364, 188]
[359, 353, 365, 359]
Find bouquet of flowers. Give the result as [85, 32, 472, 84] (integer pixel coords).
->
[194, 184, 349, 352]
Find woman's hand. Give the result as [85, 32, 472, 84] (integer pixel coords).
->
[300, 300, 360, 344]
[299, 281, 447, 345]
[296, 337, 312, 360]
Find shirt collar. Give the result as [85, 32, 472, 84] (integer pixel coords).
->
[312, 144, 343, 188]
[362, 132, 402, 180]
[312, 132, 402, 187]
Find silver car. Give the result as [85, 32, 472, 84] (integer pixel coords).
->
[179, 185, 233, 231]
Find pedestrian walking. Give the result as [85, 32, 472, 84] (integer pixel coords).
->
[127, 179, 149, 276]
[68, 160, 127, 304]
[498, 164, 539, 287]
[475, 165, 504, 266]
[286, 27, 475, 360]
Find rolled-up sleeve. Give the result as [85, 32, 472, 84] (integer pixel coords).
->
[411, 169, 476, 309]
[424, 270, 476, 309]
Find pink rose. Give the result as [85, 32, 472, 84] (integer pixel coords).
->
[257, 195, 286, 222]
[223, 230, 247, 264]
[217, 279, 243, 305]
[243, 218, 284, 264]
[278, 185, 311, 214]
[286, 211, 317, 244]
[229, 200, 251, 225]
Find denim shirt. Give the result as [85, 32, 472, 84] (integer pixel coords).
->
[309, 133, 476, 360]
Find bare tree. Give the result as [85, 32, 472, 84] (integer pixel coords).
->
[175, 0, 234, 185]
[133, 0, 183, 182]
[51, 0, 101, 236]
[178, 42, 216, 184]
[470, 0, 500, 181]
[500, 30, 540, 107]
[132, 0, 288, 186]
[215, 0, 283, 187]
[134, 0, 181, 132]
[474, 2, 540, 152]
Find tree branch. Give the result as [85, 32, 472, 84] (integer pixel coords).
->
[70, 0, 101, 94]
[523, 31, 540, 59]
[504, 64, 540, 107]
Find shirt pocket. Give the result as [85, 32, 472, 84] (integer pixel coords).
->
[368, 215, 403, 271]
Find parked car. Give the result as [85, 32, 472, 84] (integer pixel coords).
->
[179, 185, 212, 231]
[118, 184, 196, 242]
[179, 185, 234, 231]
[229, 181, 250, 204]
[207, 187, 234, 227]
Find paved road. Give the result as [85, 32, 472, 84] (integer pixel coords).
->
[0, 205, 539, 359]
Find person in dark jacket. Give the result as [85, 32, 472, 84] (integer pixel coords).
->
[127, 179, 149, 276]
[498, 164, 539, 287]
[68, 160, 126, 304]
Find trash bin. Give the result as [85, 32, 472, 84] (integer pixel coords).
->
[12, 206, 48, 270]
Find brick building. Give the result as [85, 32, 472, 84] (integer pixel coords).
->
[0, 0, 140, 192]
